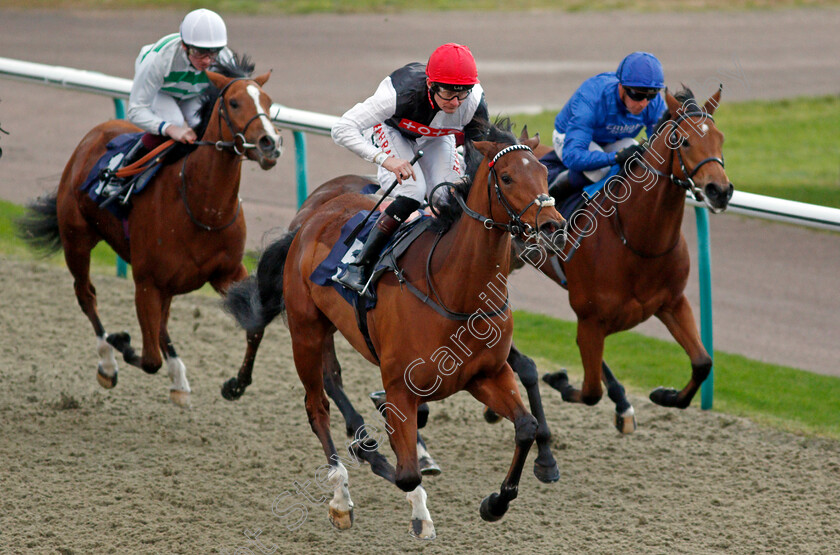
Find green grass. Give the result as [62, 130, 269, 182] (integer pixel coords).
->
[7, 0, 840, 13]
[512, 311, 840, 440]
[509, 95, 840, 208]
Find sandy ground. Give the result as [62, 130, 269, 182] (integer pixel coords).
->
[1, 255, 839, 554]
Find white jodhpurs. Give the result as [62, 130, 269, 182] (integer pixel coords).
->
[553, 130, 639, 183]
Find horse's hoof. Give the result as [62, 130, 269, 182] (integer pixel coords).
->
[479, 493, 505, 522]
[169, 390, 191, 408]
[221, 377, 245, 401]
[533, 461, 560, 483]
[329, 506, 354, 530]
[96, 364, 117, 389]
[409, 519, 436, 540]
[542, 370, 572, 397]
[614, 407, 637, 434]
[650, 387, 680, 407]
[418, 455, 441, 476]
[483, 406, 502, 424]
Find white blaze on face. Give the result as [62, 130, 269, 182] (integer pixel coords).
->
[246, 84, 282, 146]
[700, 123, 709, 134]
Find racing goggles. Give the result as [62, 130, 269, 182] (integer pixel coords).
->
[432, 84, 473, 102]
[187, 45, 223, 60]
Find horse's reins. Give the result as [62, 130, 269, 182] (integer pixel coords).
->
[612, 110, 725, 258]
[415, 144, 556, 320]
[180, 77, 279, 231]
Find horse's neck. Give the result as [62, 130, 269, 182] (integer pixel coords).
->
[615, 136, 687, 251]
[182, 115, 242, 217]
[434, 171, 513, 309]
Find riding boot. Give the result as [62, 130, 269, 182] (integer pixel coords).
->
[336, 213, 401, 294]
[337, 195, 422, 295]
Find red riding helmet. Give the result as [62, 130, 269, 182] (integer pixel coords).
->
[426, 43, 480, 87]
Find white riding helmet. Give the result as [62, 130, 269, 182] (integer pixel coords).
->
[180, 9, 227, 48]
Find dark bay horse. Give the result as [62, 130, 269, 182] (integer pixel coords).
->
[224, 124, 565, 538]
[525, 86, 733, 432]
[17, 56, 282, 407]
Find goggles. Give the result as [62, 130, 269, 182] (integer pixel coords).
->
[624, 87, 661, 102]
[432, 84, 473, 102]
[187, 45, 223, 59]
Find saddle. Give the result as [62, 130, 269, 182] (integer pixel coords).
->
[81, 133, 175, 220]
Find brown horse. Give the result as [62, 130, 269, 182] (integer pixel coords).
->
[526, 86, 733, 432]
[17, 56, 282, 407]
[224, 123, 565, 538]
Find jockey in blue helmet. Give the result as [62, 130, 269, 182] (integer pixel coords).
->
[548, 51, 666, 197]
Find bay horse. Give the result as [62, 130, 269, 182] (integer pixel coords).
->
[223, 123, 565, 538]
[16, 55, 282, 407]
[523, 86, 733, 432]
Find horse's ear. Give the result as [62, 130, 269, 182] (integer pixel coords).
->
[704, 84, 722, 115]
[472, 140, 497, 159]
[664, 87, 681, 117]
[206, 71, 231, 90]
[523, 135, 540, 151]
[519, 125, 530, 141]
[254, 70, 272, 87]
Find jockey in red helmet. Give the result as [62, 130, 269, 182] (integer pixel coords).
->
[331, 43, 489, 295]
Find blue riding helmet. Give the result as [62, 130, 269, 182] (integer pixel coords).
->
[616, 52, 665, 89]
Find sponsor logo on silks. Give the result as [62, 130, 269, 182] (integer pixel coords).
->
[606, 123, 643, 135]
[398, 119, 459, 137]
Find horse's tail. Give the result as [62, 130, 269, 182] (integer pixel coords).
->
[15, 192, 63, 256]
[224, 227, 300, 332]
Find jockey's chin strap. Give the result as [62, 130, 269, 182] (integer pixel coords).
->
[637, 111, 725, 202]
[453, 144, 555, 239]
[193, 78, 281, 156]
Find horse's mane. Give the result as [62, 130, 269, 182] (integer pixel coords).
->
[429, 117, 518, 233]
[654, 86, 698, 131]
[166, 52, 256, 162]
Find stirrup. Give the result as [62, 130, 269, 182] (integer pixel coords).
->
[336, 263, 369, 293]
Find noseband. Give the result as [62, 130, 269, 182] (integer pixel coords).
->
[640, 111, 725, 201]
[195, 78, 281, 155]
[454, 144, 555, 238]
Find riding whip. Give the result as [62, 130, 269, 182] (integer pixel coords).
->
[343, 150, 424, 246]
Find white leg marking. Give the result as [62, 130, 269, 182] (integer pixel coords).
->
[166, 356, 191, 393]
[97, 335, 118, 377]
[406, 485, 436, 539]
[327, 462, 354, 514]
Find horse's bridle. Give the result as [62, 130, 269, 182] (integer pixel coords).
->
[194, 77, 282, 156]
[611, 110, 725, 258]
[453, 144, 556, 239]
[638, 111, 725, 202]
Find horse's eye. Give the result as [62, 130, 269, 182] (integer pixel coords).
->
[683, 139, 690, 148]
[501, 174, 513, 185]
[229, 99, 240, 110]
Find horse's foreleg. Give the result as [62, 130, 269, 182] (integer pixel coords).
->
[123, 279, 164, 375]
[652, 295, 712, 408]
[543, 318, 605, 406]
[601, 361, 636, 434]
[322, 335, 396, 483]
[64, 243, 119, 388]
[467, 365, 537, 523]
[381, 388, 434, 539]
[507, 344, 559, 483]
[159, 297, 190, 407]
[288, 315, 355, 531]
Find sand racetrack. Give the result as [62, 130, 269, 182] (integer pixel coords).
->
[1, 255, 838, 554]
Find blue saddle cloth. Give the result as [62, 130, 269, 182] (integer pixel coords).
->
[310, 209, 432, 309]
[557, 165, 621, 220]
[80, 133, 165, 220]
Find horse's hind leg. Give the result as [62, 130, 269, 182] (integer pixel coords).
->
[651, 295, 712, 408]
[542, 318, 606, 407]
[368, 390, 440, 476]
[466, 366, 537, 523]
[508, 344, 559, 483]
[321, 334, 396, 483]
[61, 225, 119, 389]
[159, 296, 191, 408]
